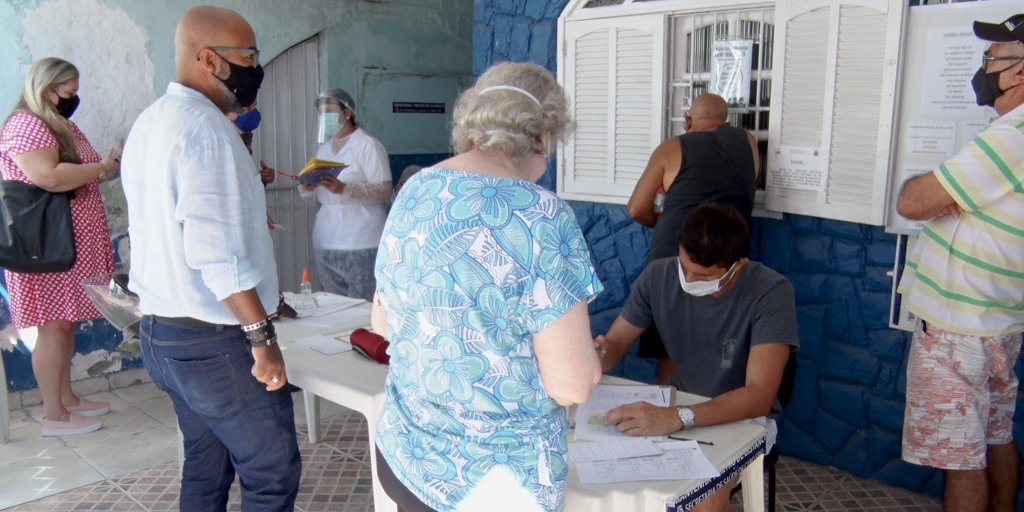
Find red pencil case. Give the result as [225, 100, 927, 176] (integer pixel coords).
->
[349, 328, 390, 364]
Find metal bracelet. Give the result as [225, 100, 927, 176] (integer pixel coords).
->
[241, 318, 269, 333]
[244, 321, 276, 344]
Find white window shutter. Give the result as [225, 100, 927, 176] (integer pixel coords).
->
[765, 0, 906, 225]
[558, 15, 666, 204]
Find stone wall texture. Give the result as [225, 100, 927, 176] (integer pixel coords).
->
[475, 0, 1024, 505]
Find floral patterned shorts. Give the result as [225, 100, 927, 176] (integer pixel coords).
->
[902, 320, 1021, 470]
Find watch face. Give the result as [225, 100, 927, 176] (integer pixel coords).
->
[677, 406, 695, 427]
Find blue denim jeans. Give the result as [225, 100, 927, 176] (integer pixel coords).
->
[139, 316, 301, 512]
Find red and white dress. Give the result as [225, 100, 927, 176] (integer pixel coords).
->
[0, 112, 114, 329]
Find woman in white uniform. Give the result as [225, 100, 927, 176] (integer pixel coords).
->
[299, 89, 392, 300]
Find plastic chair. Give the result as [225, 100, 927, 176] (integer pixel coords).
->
[731, 352, 795, 511]
[767, 353, 798, 512]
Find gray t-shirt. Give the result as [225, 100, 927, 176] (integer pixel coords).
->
[621, 258, 799, 403]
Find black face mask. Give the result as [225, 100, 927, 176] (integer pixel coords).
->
[970, 58, 1024, 108]
[55, 94, 80, 118]
[216, 58, 264, 109]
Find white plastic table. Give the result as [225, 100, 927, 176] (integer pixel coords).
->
[274, 302, 396, 512]
[565, 376, 767, 512]
[276, 302, 766, 512]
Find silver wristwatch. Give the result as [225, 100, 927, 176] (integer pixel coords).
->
[676, 406, 696, 430]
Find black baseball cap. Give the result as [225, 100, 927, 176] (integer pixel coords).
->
[974, 14, 1024, 44]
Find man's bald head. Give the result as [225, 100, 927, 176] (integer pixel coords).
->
[175, 6, 255, 70]
[173, 6, 258, 113]
[689, 94, 729, 123]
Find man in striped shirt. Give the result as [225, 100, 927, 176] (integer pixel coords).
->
[896, 14, 1024, 512]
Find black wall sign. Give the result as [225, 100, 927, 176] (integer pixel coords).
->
[393, 102, 445, 114]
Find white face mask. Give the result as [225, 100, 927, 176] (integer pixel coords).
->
[677, 258, 738, 297]
[317, 112, 344, 144]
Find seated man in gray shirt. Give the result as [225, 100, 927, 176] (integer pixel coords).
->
[595, 203, 799, 512]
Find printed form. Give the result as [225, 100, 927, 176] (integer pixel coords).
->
[574, 384, 673, 442]
[569, 439, 662, 462]
[570, 384, 719, 484]
[574, 440, 720, 484]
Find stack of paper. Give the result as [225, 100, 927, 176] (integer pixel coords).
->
[282, 293, 368, 329]
[569, 383, 719, 484]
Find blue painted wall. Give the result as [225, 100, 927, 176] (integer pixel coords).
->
[474, 0, 1024, 505]
[388, 153, 452, 184]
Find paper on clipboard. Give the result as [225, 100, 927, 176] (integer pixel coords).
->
[574, 384, 675, 442]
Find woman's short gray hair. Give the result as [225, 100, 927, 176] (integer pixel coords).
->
[451, 62, 573, 159]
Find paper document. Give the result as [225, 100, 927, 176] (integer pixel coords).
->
[293, 294, 365, 318]
[294, 332, 354, 355]
[574, 384, 673, 442]
[574, 440, 720, 484]
[569, 439, 661, 462]
[289, 307, 369, 329]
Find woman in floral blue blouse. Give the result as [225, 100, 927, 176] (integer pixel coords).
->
[371, 62, 604, 512]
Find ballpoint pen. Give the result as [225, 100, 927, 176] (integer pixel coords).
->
[667, 434, 714, 446]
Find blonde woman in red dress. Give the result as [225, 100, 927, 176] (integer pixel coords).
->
[0, 58, 119, 436]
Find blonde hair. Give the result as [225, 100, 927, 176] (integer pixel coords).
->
[451, 62, 573, 163]
[4, 58, 80, 163]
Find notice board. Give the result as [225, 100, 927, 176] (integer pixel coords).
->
[886, 0, 1020, 234]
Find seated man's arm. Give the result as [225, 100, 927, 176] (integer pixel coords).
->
[688, 343, 789, 426]
[594, 315, 646, 373]
[604, 343, 790, 436]
[627, 138, 680, 227]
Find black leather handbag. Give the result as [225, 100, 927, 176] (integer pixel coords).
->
[0, 180, 76, 273]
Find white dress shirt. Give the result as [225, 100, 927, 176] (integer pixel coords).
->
[121, 82, 278, 325]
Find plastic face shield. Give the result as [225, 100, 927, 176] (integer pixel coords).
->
[316, 112, 343, 144]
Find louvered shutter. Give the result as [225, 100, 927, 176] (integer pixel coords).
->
[764, 0, 906, 225]
[558, 15, 665, 204]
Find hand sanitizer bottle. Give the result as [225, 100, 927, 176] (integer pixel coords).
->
[299, 268, 314, 308]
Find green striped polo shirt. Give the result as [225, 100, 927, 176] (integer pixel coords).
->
[898, 103, 1024, 336]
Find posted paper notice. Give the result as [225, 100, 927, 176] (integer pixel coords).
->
[768, 146, 827, 191]
[904, 123, 956, 156]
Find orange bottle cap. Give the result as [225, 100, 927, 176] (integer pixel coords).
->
[302, 268, 311, 282]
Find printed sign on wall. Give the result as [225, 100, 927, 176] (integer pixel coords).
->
[711, 39, 753, 110]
